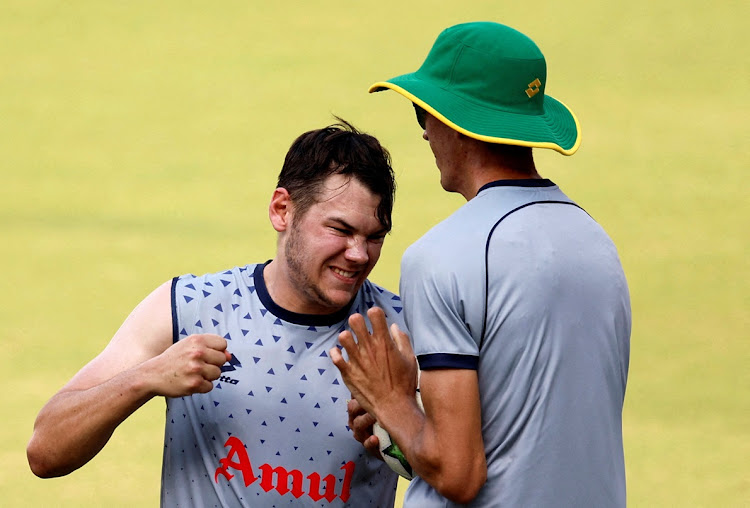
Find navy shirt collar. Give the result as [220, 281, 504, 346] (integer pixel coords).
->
[477, 179, 555, 196]
[253, 261, 353, 326]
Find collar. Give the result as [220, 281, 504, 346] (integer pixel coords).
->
[477, 178, 555, 196]
[253, 261, 353, 327]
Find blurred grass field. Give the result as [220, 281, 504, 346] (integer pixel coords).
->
[2, 1, 748, 506]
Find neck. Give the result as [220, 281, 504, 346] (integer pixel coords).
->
[460, 146, 541, 200]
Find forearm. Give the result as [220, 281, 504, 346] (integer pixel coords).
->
[27, 367, 156, 478]
[379, 401, 484, 502]
[376, 373, 487, 504]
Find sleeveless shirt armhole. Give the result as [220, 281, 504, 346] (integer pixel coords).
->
[417, 353, 479, 370]
[170, 276, 179, 344]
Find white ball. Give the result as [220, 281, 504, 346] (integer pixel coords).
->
[373, 390, 423, 480]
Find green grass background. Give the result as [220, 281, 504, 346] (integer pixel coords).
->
[2, 1, 748, 506]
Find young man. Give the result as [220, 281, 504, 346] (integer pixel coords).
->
[331, 22, 632, 507]
[28, 120, 406, 507]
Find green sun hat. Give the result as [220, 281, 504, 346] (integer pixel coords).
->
[369, 22, 581, 155]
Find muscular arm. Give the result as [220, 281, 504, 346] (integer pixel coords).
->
[331, 308, 487, 504]
[388, 369, 486, 502]
[27, 280, 230, 478]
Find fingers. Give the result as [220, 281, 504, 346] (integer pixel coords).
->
[191, 333, 228, 351]
[391, 323, 414, 357]
[333, 330, 357, 369]
[366, 307, 389, 342]
[363, 435, 382, 458]
[346, 313, 371, 353]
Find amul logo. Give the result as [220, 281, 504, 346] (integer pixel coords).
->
[525, 78, 542, 98]
[215, 436, 355, 503]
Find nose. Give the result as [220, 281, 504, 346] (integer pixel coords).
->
[422, 129, 428, 141]
[345, 237, 369, 264]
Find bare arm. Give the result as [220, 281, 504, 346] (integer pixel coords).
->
[331, 307, 487, 503]
[27, 280, 231, 478]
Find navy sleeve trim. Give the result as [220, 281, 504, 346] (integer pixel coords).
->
[170, 276, 179, 344]
[417, 353, 479, 370]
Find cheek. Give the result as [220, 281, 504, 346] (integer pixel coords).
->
[368, 243, 384, 264]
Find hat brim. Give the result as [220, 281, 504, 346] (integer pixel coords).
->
[369, 74, 581, 155]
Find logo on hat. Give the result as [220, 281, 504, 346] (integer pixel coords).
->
[525, 78, 542, 98]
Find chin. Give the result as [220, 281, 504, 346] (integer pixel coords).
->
[323, 289, 358, 310]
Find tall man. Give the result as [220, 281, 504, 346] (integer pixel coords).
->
[331, 22, 632, 506]
[28, 120, 406, 507]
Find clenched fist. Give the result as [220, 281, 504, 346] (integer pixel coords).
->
[147, 334, 231, 398]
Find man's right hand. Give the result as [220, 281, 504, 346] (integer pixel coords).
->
[148, 334, 232, 397]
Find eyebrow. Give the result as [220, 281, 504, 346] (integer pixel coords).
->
[329, 217, 388, 237]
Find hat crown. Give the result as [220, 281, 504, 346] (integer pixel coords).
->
[416, 22, 547, 114]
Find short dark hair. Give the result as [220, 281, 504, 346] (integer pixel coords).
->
[277, 117, 396, 231]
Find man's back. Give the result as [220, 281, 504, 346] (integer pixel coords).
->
[401, 181, 631, 506]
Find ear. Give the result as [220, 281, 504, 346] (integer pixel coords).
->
[269, 188, 292, 233]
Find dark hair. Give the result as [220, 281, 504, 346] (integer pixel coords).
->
[277, 117, 396, 231]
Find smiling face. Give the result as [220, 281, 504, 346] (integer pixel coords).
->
[266, 173, 387, 315]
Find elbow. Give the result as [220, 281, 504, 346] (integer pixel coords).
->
[429, 451, 487, 504]
[434, 469, 487, 504]
[27, 443, 54, 478]
[27, 435, 67, 478]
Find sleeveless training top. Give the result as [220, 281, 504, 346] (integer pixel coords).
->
[162, 262, 405, 507]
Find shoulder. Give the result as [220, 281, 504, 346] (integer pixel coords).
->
[174, 264, 261, 297]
